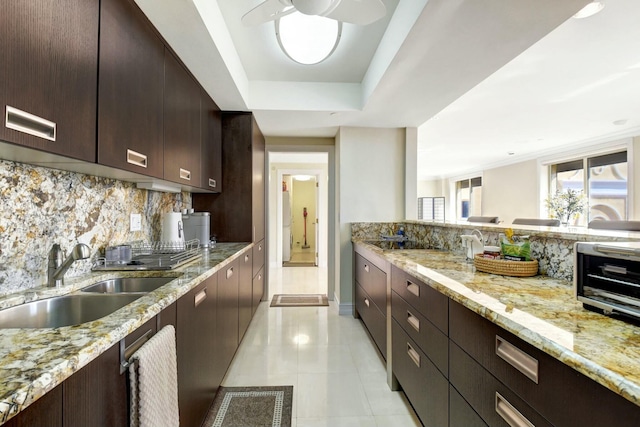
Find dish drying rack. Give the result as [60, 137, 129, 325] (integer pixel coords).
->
[92, 239, 202, 271]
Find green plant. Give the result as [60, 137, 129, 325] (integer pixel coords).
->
[545, 189, 587, 224]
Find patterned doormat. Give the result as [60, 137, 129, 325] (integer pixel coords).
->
[204, 386, 293, 427]
[270, 294, 329, 307]
[282, 261, 315, 267]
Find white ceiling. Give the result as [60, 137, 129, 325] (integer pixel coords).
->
[133, 0, 640, 181]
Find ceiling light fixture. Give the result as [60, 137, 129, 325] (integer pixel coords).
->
[573, 2, 605, 19]
[276, 12, 342, 65]
[294, 175, 313, 181]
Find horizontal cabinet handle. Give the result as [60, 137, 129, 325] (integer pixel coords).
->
[180, 168, 191, 181]
[6, 105, 56, 141]
[495, 392, 534, 427]
[227, 267, 234, 279]
[364, 264, 370, 273]
[194, 289, 207, 307]
[364, 298, 370, 307]
[208, 178, 217, 188]
[127, 149, 148, 168]
[496, 335, 539, 384]
[407, 342, 421, 368]
[258, 274, 262, 281]
[245, 254, 250, 262]
[407, 281, 420, 297]
[407, 311, 420, 332]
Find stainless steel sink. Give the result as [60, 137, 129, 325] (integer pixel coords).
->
[0, 294, 143, 328]
[81, 277, 174, 294]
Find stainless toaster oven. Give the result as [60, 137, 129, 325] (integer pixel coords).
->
[574, 241, 640, 320]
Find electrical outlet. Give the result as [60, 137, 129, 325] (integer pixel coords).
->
[130, 213, 142, 232]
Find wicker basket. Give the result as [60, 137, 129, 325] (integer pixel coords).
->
[473, 254, 538, 277]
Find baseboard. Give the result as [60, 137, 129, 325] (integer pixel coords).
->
[334, 291, 354, 316]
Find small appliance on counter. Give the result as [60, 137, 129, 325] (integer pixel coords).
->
[575, 241, 640, 320]
[161, 212, 185, 249]
[182, 211, 211, 248]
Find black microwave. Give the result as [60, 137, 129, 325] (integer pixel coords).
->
[574, 241, 640, 320]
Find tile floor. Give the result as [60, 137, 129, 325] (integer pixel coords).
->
[221, 266, 422, 427]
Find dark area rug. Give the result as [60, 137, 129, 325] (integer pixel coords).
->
[282, 261, 315, 267]
[270, 294, 329, 307]
[204, 386, 293, 427]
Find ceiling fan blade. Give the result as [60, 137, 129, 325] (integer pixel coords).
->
[242, 0, 295, 26]
[323, 0, 386, 25]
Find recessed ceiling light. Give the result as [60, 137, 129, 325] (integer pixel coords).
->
[276, 12, 342, 65]
[573, 2, 605, 19]
[613, 119, 628, 126]
[508, 152, 515, 156]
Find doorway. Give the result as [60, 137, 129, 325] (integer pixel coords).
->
[283, 174, 317, 267]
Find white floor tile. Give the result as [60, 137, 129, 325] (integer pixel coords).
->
[220, 265, 420, 426]
[297, 373, 373, 418]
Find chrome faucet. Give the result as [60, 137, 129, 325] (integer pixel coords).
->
[47, 243, 91, 287]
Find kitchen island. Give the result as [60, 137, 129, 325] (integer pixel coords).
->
[0, 242, 251, 425]
[354, 239, 640, 426]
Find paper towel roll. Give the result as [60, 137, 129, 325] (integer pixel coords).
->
[161, 212, 185, 247]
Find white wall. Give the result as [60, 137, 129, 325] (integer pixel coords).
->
[337, 126, 406, 312]
[482, 159, 540, 224]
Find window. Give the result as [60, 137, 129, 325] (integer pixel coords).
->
[418, 197, 445, 221]
[550, 151, 628, 224]
[456, 177, 482, 219]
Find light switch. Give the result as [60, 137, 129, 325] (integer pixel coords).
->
[130, 213, 142, 232]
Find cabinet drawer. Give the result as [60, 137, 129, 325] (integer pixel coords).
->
[392, 290, 448, 377]
[355, 283, 386, 359]
[253, 240, 264, 274]
[449, 300, 640, 427]
[392, 320, 448, 427]
[355, 253, 386, 311]
[391, 266, 448, 334]
[450, 342, 553, 427]
[252, 266, 264, 315]
[450, 385, 487, 427]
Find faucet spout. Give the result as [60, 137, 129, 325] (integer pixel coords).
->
[47, 243, 91, 287]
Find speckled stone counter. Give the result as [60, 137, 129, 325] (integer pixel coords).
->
[353, 240, 640, 408]
[0, 242, 251, 425]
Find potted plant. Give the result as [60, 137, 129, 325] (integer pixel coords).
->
[545, 189, 587, 226]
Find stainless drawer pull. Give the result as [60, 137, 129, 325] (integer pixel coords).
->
[180, 168, 191, 181]
[496, 335, 539, 384]
[258, 274, 262, 281]
[407, 311, 420, 332]
[407, 343, 421, 368]
[127, 149, 148, 168]
[194, 289, 207, 307]
[245, 254, 250, 263]
[407, 281, 420, 297]
[227, 267, 234, 279]
[258, 244, 262, 251]
[209, 178, 217, 188]
[364, 298, 370, 307]
[496, 392, 534, 427]
[5, 105, 56, 141]
[364, 264, 370, 273]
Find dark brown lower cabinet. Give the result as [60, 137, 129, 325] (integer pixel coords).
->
[449, 385, 487, 427]
[3, 384, 62, 427]
[252, 266, 264, 316]
[355, 282, 386, 359]
[217, 261, 239, 374]
[177, 274, 218, 427]
[238, 250, 253, 342]
[392, 321, 448, 427]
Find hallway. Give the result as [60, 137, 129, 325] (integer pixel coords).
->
[222, 266, 421, 426]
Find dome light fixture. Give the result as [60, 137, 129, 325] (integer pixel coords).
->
[573, 2, 605, 19]
[276, 12, 342, 65]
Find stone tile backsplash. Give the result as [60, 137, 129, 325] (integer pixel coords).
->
[0, 160, 191, 296]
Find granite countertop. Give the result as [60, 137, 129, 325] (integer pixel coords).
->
[353, 240, 640, 407]
[0, 242, 251, 425]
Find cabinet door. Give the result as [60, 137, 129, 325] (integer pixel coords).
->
[164, 50, 202, 188]
[97, 0, 164, 178]
[0, 0, 98, 161]
[252, 266, 265, 316]
[239, 250, 253, 342]
[201, 90, 222, 192]
[218, 260, 240, 371]
[3, 384, 62, 427]
[177, 275, 217, 427]
[62, 344, 127, 427]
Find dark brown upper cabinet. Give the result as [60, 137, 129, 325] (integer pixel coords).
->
[97, 0, 164, 178]
[0, 0, 99, 162]
[163, 50, 202, 188]
[200, 90, 222, 192]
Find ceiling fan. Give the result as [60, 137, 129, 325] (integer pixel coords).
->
[242, 0, 386, 26]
